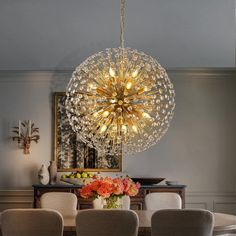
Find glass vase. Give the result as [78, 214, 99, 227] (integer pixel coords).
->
[104, 196, 121, 209]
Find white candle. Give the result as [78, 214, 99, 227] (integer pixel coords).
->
[29, 120, 31, 137]
[19, 120, 21, 137]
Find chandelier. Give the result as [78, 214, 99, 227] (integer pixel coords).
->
[66, 0, 175, 155]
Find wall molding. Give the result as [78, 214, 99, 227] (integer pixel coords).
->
[0, 71, 71, 83]
[213, 201, 236, 213]
[0, 190, 33, 211]
[185, 202, 208, 210]
[0, 190, 32, 196]
[187, 192, 236, 197]
[0, 68, 235, 83]
[169, 68, 236, 79]
[186, 191, 236, 213]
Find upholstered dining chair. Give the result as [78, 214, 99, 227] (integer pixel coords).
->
[41, 192, 78, 216]
[1, 209, 63, 236]
[145, 192, 182, 210]
[151, 209, 214, 236]
[76, 209, 139, 236]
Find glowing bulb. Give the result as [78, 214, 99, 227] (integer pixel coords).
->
[100, 125, 107, 133]
[110, 98, 117, 104]
[88, 83, 97, 89]
[126, 81, 133, 90]
[118, 100, 123, 105]
[142, 112, 151, 119]
[112, 92, 117, 97]
[109, 67, 116, 77]
[132, 125, 138, 133]
[102, 111, 110, 117]
[121, 125, 127, 133]
[132, 69, 139, 78]
[93, 112, 98, 117]
[144, 86, 149, 92]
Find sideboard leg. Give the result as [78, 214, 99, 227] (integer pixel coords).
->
[33, 188, 37, 208]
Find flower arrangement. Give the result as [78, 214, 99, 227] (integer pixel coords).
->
[80, 176, 141, 208]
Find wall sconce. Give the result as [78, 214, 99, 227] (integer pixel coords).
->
[12, 120, 40, 155]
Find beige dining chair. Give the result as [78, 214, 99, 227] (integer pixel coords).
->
[41, 192, 78, 216]
[76, 209, 139, 236]
[151, 209, 214, 236]
[145, 192, 182, 210]
[1, 209, 63, 236]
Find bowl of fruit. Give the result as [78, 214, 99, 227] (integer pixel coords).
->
[61, 171, 95, 185]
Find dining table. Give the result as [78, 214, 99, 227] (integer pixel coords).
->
[63, 210, 236, 236]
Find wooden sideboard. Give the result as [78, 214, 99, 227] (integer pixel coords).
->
[32, 183, 186, 210]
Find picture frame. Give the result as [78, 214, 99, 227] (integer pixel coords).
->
[53, 92, 122, 172]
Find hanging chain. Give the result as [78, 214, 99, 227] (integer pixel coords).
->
[120, 0, 126, 48]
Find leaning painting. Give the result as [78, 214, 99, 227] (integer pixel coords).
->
[54, 92, 122, 172]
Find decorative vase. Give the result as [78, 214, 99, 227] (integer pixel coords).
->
[104, 196, 122, 209]
[38, 165, 49, 185]
[121, 195, 130, 210]
[93, 196, 104, 209]
[48, 161, 57, 185]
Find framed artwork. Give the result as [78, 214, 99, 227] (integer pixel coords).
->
[53, 92, 122, 172]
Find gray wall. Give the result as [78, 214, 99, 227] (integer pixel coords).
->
[0, 70, 236, 194]
[0, 0, 235, 69]
[124, 70, 236, 193]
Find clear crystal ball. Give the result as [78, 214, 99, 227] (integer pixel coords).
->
[66, 48, 175, 155]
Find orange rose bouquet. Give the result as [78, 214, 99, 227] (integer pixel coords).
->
[80, 176, 140, 208]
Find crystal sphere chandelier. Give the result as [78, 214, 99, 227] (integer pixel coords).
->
[66, 0, 175, 155]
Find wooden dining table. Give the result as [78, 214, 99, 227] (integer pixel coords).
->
[63, 210, 236, 236]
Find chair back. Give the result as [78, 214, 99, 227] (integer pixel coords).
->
[1, 209, 63, 236]
[151, 209, 214, 236]
[145, 192, 182, 210]
[76, 209, 139, 236]
[41, 192, 77, 216]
